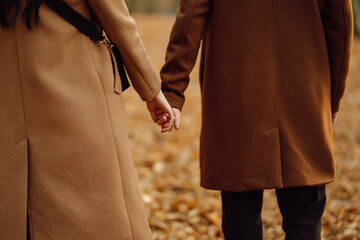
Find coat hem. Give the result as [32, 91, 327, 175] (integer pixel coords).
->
[200, 178, 335, 192]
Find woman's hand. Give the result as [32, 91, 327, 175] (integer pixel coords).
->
[146, 91, 174, 133]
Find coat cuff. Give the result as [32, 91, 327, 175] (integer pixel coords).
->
[138, 78, 161, 101]
[162, 90, 185, 111]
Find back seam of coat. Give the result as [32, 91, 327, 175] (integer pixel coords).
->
[14, 19, 33, 240]
[273, 0, 279, 127]
[13, 17, 29, 142]
[273, 0, 284, 188]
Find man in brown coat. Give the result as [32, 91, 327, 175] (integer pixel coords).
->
[159, 0, 353, 239]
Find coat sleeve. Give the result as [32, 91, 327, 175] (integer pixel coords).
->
[86, 0, 160, 101]
[160, 0, 213, 111]
[322, 0, 353, 113]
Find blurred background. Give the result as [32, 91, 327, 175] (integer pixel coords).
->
[126, 0, 178, 14]
[123, 1, 360, 239]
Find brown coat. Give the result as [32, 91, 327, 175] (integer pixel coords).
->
[0, 0, 160, 239]
[161, 0, 353, 191]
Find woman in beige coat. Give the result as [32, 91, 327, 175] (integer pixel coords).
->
[0, 0, 173, 239]
[160, 0, 353, 239]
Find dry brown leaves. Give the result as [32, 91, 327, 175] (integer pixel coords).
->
[124, 15, 360, 240]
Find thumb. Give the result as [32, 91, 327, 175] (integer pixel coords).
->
[173, 110, 180, 130]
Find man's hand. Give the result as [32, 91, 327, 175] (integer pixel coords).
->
[146, 91, 174, 133]
[332, 112, 338, 125]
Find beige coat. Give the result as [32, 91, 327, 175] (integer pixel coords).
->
[0, 0, 160, 239]
[161, 0, 353, 191]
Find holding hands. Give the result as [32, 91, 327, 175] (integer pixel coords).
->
[154, 108, 181, 131]
[146, 91, 181, 133]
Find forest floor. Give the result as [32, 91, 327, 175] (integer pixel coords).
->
[124, 15, 360, 240]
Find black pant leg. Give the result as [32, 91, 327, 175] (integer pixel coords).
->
[221, 190, 264, 240]
[275, 186, 326, 240]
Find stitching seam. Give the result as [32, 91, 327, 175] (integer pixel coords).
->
[14, 16, 33, 240]
[273, 0, 278, 127]
[273, 0, 283, 188]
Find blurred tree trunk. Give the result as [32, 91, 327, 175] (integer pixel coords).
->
[125, 0, 178, 14]
[354, 0, 360, 36]
[146, 0, 156, 13]
[126, 0, 135, 12]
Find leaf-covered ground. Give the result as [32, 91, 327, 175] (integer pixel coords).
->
[124, 15, 360, 240]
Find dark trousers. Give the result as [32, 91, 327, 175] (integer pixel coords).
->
[221, 186, 326, 240]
